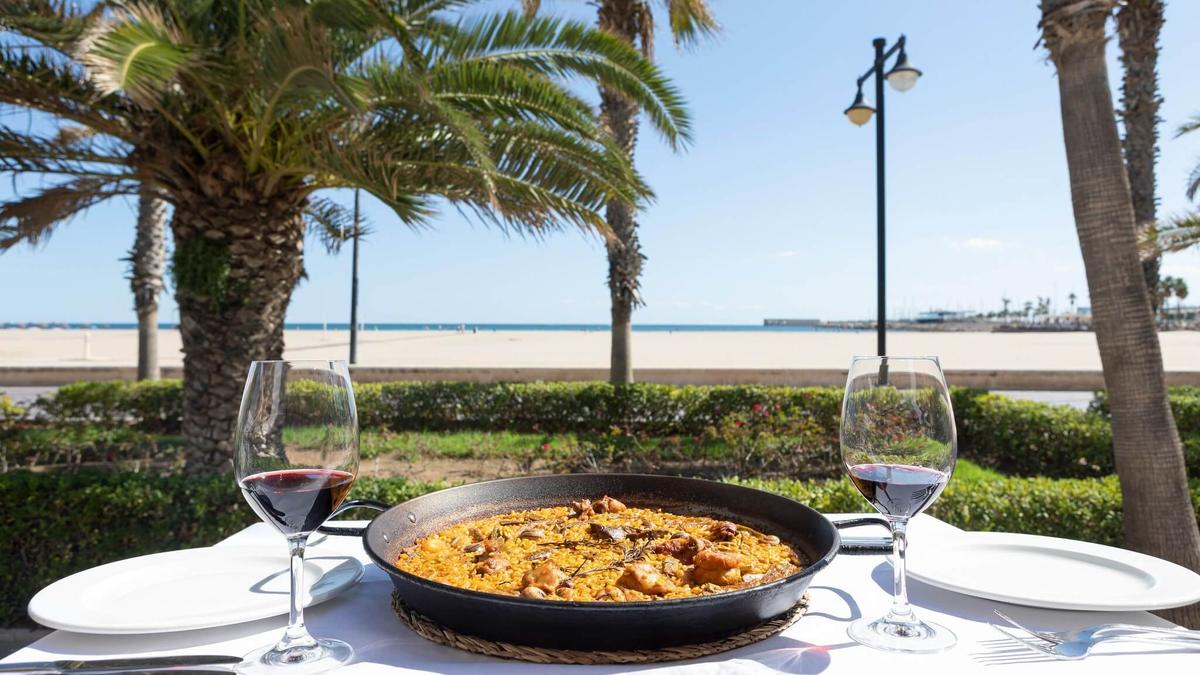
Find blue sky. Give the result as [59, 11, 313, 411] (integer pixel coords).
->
[4, 0, 1200, 325]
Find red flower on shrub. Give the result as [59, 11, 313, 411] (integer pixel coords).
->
[733, 421, 743, 428]
[541, 443, 551, 450]
[753, 404, 762, 412]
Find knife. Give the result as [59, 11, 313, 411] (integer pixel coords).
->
[0, 654, 242, 674]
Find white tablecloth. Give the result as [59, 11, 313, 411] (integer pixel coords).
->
[5, 515, 1196, 674]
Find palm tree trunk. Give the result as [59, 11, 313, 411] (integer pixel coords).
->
[1116, 0, 1165, 311]
[130, 185, 167, 381]
[1042, 0, 1200, 628]
[171, 185, 305, 474]
[598, 0, 646, 385]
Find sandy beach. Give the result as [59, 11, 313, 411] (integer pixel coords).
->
[3, 328, 1200, 371]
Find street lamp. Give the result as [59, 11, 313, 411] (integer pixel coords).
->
[349, 189, 361, 365]
[844, 35, 922, 356]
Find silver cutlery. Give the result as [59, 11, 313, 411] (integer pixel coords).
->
[993, 610, 1200, 644]
[990, 610, 1200, 660]
[0, 654, 242, 674]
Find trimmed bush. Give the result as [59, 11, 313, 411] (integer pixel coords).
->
[1091, 387, 1200, 439]
[0, 425, 169, 470]
[953, 391, 1114, 477]
[39, 380, 182, 433]
[23, 380, 1200, 478]
[3, 469, 1198, 627]
[30, 380, 845, 438]
[733, 474, 1200, 548]
[370, 382, 844, 437]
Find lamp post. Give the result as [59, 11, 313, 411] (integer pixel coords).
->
[844, 35, 922, 357]
[349, 189, 361, 365]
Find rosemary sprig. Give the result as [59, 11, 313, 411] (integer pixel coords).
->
[573, 540, 654, 577]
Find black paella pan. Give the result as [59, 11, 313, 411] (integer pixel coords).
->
[322, 473, 891, 650]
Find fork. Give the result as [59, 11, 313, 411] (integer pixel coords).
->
[993, 610, 1200, 645]
[990, 623, 1200, 660]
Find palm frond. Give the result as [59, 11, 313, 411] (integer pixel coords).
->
[77, 2, 194, 106]
[0, 46, 132, 139]
[430, 61, 598, 136]
[427, 12, 692, 149]
[303, 195, 371, 254]
[356, 57, 499, 191]
[0, 0, 98, 53]
[487, 120, 650, 208]
[1176, 114, 1200, 138]
[244, 6, 370, 171]
[664, 0, 719, 49]
[0, 176, 134, 250]
[0, 127, 131, 176]
[306, 137, 438, 225]
[1188, 160, 1200, 202]
[1156, 212, 1200, 254]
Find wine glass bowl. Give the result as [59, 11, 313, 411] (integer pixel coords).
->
[235, 360, 359, 672]
[841, 356, 957, 653]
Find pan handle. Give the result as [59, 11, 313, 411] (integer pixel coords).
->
[317, 499, 389, 536]
[830, 515, 894, 555]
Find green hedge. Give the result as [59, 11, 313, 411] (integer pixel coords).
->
[3, 469, 1198, 627]
[1091, 387, 1200, 438]
[37, 380, 182, 433]
[23, 380, 1200, 479]
[952, 390, 1116, 477]
[733, 474, 1200, 546]
[37, 380, 843, 437]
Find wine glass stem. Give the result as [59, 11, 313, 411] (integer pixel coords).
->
[276, 535, 318, 654]
[888, 518, 915, 623]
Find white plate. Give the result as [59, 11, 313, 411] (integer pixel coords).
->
[28, 547, 363, 634]
[903, 531, 1200, 611]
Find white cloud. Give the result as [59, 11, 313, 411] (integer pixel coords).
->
[951, 238, 1002, 251]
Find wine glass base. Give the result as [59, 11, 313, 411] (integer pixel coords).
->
[847, 616, 956, 654]
[239, 637, 354, 673]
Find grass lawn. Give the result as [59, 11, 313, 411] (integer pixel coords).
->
[5, 423, 999, 483]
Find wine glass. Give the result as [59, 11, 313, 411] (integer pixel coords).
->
[840, 356, 957, 653]
[235, 360, 359, 672]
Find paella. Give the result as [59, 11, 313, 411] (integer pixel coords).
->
[395, 495, 803, 602]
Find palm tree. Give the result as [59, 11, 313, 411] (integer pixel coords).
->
[1000, 296, 1011, 318]
[1067, 291, 1077, 313]
[1154, 275, 1188, 324]
[523, 0, 717, 384]
[129, 186, 167, 380]
[1040, 0, 1200, 627]
[1173, 277, 1190, 326]
[1116, 0, 1165, 310]
[0, 0, 690, 472]
[6, 125, 168, 379]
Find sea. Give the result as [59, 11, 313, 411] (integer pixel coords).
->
[2, 322, 861, 333]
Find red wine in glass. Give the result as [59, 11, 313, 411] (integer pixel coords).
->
[234, 360, 359, 672]
[840, 356, 958, 653]
[848, 464, 948, 519]
[240, 469, 355, 537]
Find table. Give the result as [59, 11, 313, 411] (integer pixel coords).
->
[4, 515, 1196, 674]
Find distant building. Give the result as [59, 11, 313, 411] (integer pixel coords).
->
[916, 310, 974, 323]
[763, 318, 821, 327]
